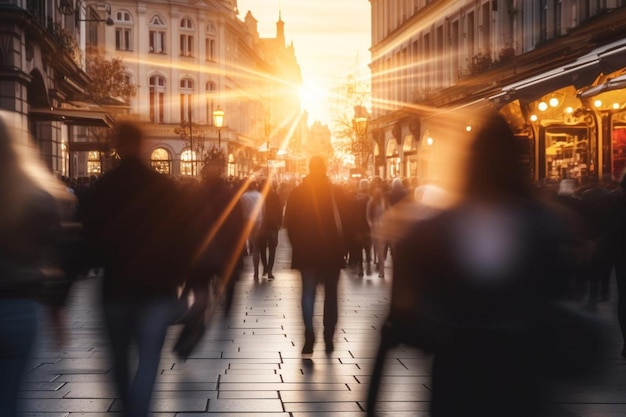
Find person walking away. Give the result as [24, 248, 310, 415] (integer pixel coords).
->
[81, 121, 185, 417]
[185, 151, 245, 316]
[367, 185, 389, 277]
[284, 156, 352, 354]
[0, 111, 76, 417]
[351, 179, 372, 277]
[240, 180, 264, 279]
[258, 180, 283, 279]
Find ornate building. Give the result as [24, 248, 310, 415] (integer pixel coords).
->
[0, 0, 113, 177]
[92, 0, 302, 179]
[0, 0, 302, 179]
[369, 0, 626, 183]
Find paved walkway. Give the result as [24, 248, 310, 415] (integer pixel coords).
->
[17, 231, 626, 416]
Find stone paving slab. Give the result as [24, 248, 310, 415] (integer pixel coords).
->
[14, 230, 626, 416]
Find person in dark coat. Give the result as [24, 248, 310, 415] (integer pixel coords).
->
[0, 111, 76, 417]
[258, 179, 283, 279]
[350, 179, 372, 276]
[81, 121, 184, 417]
[388, 111, 590, 417]
[184, 152, 245, 315]
[284, 156, 352, 354]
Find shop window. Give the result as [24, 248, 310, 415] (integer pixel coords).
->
[544, 125, 594, 182]
[151, 147, 171, 175]
[612, 125, 626, 180]
[87, 151, 101, 175]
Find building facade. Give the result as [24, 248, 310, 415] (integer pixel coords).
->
[369, 0, 626, 184]
[0, 0, 302, 180]
[92, 0, 302, 179]
[0, 0, 114, 178]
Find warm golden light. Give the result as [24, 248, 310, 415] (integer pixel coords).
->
[566, 106, 574, 113]
[549, 97, 559, 107]
[530, 114, 538, 122]
[465, 125, 472, 132]
[538, 102, 548, 111]
[213, 106, 224, 128]
[613, 103, 621, 110]
[594, 99, 603, 108]
[426, 137, 434, 146]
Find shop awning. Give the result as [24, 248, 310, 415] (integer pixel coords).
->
[29, 107, 114, 128]
[490, 57, 600, 104]
[490, 37, 626, 105]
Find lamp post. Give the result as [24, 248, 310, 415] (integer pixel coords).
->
[213, 106, 224, 149]
[352, 112, 369, 175]
[59, 0, 115, 26]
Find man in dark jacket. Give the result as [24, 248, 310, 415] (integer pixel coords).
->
[185, 152, 244, 315]
[284, 156, 352, 354]
[81, 121, 184, 417]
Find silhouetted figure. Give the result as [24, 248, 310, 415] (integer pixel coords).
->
[612, 173, 626, 356]
[368, 111, 603, 417]
[240, 180, 264, 279]
[350, 179, 372, 276]
[258, 180, 283, 279]
[185, 154, 244, 315]
[81, 121, 184, 417]
[366, 185, 389, 278]
[284, 156, 352, 354]
[0, 111, 76, 417]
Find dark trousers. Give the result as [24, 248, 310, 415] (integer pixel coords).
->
[258, 228, 279, 273]
[299, 267, 340, 341]
[103, 297, 179, 417]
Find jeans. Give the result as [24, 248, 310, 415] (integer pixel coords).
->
[0, 299, 38, 417]
[299, 268, 340, 340]
[103, 297, 179, 417]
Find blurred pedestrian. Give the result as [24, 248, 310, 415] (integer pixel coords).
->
[613, 172, 626, 356]
[258, 179, 283, 280]
[0, 111, 76, 417]
[240, 180, 264, 279]
[81, 121, 184, 417]
[380, 111, 601, 417]
[284, 156, 352, 354]
[366, 185, 389, 277]
[351, 179, 372, 276]
[186, 151, 244, 315]
[387, 177, 407, 206]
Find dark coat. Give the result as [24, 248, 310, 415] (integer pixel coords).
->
[183, 178, 244, 286]
[391, 201, 582, 417]
[284, 174, 352, 270]
[81, 158, 184, 300]
[261, 188, 283, 232]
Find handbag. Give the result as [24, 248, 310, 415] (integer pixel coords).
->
[172, 285, 206, 359]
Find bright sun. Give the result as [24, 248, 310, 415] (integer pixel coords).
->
[299, 81, 330, 124]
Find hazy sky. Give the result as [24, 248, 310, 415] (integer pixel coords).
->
[236, 0, 371, 126]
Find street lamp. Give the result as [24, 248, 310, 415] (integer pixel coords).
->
[352, 113, 369, 174]
[213, 106, 224, 148]
[59, 0, 115, 26]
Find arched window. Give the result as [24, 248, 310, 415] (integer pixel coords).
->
[205, 21, 216, 62]
[149, 14, 166, 54]
[149, 75, 166, 123]
[206, 81, 216, 123]
[180, 78, 194, 122]
[180, 149, 198, 176]
[150, 148, 172, 175]
[180, 17, 194, 57]
[115, 10, 133, 51]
